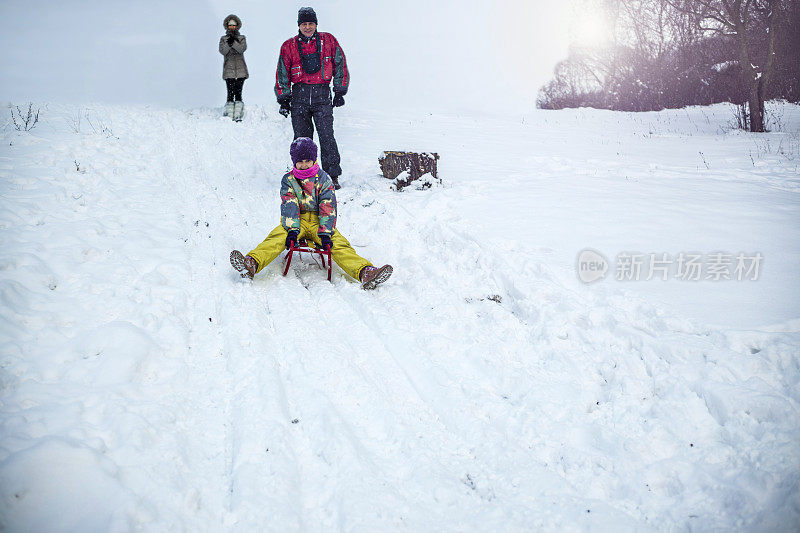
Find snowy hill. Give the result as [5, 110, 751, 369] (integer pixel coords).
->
[1, 101, 799, 531]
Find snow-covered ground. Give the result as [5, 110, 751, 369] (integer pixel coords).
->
[1, 101, 799, 531]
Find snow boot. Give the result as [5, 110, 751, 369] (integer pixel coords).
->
[360, 264, 392, 290]
[224, 101, 234, 117]
[233, 101, 244, 122]
[230, 250, 258, 279]
[331, 175, 341, 190]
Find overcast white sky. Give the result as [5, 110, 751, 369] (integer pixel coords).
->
[0, 0, 573, 112]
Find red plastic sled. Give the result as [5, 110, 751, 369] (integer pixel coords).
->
[283, 240, 332, 281]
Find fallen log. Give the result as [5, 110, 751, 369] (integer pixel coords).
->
[378, 151, 440, 190]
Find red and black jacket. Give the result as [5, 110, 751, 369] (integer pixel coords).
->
[275, 32, 349, 103]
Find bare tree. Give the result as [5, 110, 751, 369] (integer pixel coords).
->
[667, 0, 789, 131]
[540, 0, 699, 111]
[537, 0, 796, 114]
[538, 52, 609, 109]
[10, 103, 40, 131]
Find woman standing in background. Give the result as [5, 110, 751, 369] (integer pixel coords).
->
[219, 14, 248, 121]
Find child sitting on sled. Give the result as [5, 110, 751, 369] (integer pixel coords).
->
[230, 137, 393, 289]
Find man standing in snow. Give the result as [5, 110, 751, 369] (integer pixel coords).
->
[275, 7, 349, 189]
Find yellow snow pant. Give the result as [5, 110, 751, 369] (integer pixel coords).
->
[247, 212, 372, 280]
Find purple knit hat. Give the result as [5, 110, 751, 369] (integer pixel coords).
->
[290, 137, 318, 164]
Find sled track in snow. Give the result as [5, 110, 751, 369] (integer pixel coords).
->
[145, 109, 800, 529]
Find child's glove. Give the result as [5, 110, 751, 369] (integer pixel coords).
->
[285, 230, 299, 249]
[318, 234, 333, 251]
[279, 102, 291, 117]
[332, 93, 345, 107]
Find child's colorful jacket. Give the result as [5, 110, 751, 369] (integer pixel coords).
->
[280, 165, 337, 236]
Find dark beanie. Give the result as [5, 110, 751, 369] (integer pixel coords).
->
[290, 137, 318, 164]
[298, 7, 318, 25]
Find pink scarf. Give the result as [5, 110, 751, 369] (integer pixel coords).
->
[291, 164, 320, 180]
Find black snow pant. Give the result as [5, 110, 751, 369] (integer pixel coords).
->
[290, 83, 342, 179]
[225, 78, 245, 102]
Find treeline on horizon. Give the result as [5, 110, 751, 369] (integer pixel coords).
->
[537, 0, 799, 131]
